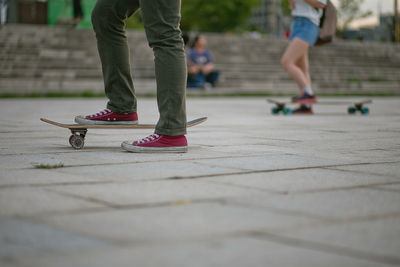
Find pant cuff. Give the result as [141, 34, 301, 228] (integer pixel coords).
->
[107, 104, 136, 114]
[155, 127, 187, 136]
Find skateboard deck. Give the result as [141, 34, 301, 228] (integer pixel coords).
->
[267, 99, 372, 115]
[41, 117, 207, 149]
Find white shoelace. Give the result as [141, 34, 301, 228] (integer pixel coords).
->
[138, 134, 160, 144]
[88, 109, 111, 118]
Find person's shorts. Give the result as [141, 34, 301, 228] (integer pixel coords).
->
[289, 17, 319, 46]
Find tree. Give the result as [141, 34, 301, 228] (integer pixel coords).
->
[281, 0, 291, 16]
[337, 0, 372, 29]
[180, 0, 261, 32]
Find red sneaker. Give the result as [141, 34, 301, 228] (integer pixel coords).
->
[75, 109, 138, 125]
[122, 133, 188, 153]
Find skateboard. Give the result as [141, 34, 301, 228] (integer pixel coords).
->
[41, 117, 207, 150]
[267, 99, 372, 115]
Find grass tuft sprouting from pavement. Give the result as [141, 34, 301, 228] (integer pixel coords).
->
[34, 163, 65, 169]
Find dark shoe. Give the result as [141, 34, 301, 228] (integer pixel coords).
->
[292, 105, 313, 115]
[292, 93, 317, 103]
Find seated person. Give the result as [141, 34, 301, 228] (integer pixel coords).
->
[187, 35, 219, 88]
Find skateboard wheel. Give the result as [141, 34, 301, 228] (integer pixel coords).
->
[271, 107, 280, 115]
[69, 135, 84, 150]
[348, 107, 356, 114]
[69, 135, 75, 146]
[361, 107, 369, 115]
[283, 108, 292, 115]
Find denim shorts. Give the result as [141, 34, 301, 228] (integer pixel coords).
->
[289, 17, 319, 46]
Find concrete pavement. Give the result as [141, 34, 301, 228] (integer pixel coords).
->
[1, 97, 400, 266]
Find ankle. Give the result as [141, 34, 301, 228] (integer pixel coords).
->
[302, 87, 314, 95]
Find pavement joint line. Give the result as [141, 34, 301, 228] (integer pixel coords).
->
[205, 180, 287, 195]
[324, 211, 400, 226]
[164, 160, 400, 181]
[246, 231, 400, 266]
[88, 198, 220, 212]
[223, 199, 400, 226]
[205, 179, 400, 196]
[0, 180, 116, 190]
[323, 165, 400, 179]
[368, 186, 400, 193]
[0, 130, 52, 134]
[220, 199, 333, 222]
[192, 160, 251, 172]
[45, 188, 120, 209]
[281, 180, 400, 195]
[14, 206, 114, 220]
[321, 130, 349, 133]
[46, 188, 215, 212]
[1, 147, 129, 156]
[20, 191, 225, 217]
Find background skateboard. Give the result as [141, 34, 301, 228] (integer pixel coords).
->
[267, 99, 372, 115]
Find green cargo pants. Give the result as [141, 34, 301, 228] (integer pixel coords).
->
[91, 0, 187, 136]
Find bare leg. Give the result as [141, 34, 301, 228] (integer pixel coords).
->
[280, 38, 310, 94]
[296, 49, 311, 87]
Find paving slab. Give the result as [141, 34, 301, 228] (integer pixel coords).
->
[373, 183, 400, 192]
[12, 237, 387, 267]
[0, 169, 110, 187]
[224, 188, 400, 221]
[327, 162, 400, 179]
[203, 167, 400, 194]
[33, 202, 318, 244]
[0, 218, 109, 258]
[0, 187, 105, 217]
[275, 216, 400, 264]
[1, 97, 400, 266]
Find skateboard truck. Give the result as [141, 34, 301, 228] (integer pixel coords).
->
[348, 103, 369, 115]
[69, 129, 87, 150]
[271, 103, 292, 115]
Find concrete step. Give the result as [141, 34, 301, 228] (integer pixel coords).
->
[1, 24, 400, 96]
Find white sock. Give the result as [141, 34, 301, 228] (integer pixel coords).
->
[302, 87, 313, 95]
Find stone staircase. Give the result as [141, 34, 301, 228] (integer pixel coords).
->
[1, 24, 400, 96]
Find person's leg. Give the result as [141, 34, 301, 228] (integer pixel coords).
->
[73, 0, 84, 23]
[140, 0, 187, 136]
[296, 49, 311, 87]
[205, 71, 219, 86]
[280, 37, 310, 95]
[194, 72, 206, 87]
[295, 49, 314, 96]
[91, 0, 139, 113]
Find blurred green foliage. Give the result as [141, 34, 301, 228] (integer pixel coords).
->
[281, 0, 291, 15]
[337, 0, 372, 29]
[180, 0, 261, 32]
[126, 10, 144, 30]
